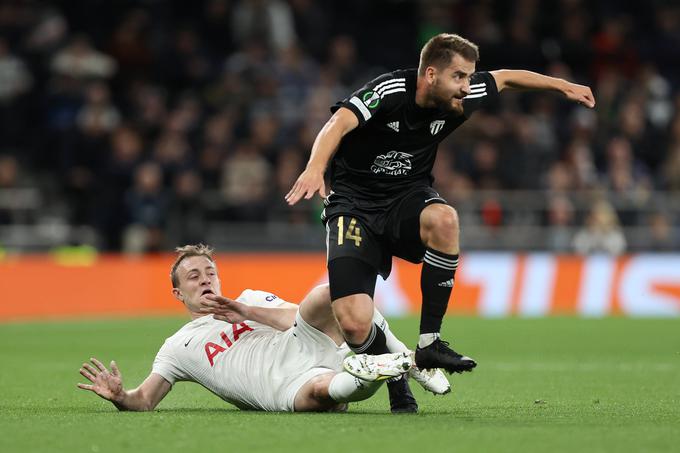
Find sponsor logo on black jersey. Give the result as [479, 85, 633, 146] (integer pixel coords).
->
[370, 151, 413, 176]
[430, 120, 445, 135]
[386, 121, 399, 132]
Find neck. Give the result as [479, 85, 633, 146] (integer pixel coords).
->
[415, 76, 434, 108]
[188, 307, 206, 320]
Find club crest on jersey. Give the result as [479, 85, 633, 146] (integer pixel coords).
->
[430, 120, 445, 135]
[371, 151, 412, 176]
[362, 91, 380, 109]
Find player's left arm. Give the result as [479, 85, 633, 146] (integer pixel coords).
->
[77, 358, 171, 411]
[490, 70, 595, 108]
[201, 294, 298, 331]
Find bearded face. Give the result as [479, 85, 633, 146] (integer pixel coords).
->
[425, 54, 475, 114]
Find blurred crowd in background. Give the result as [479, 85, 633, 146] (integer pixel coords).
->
[0, 0, 679, 253]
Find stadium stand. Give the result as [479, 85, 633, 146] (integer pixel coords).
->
[0, 0, 679, 252]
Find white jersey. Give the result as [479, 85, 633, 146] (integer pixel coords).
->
[152, 289, 348, 411]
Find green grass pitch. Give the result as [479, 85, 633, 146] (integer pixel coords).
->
[1, 316, 679, 452]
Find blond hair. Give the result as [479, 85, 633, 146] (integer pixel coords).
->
[170, 244, 215, 288]
[418, 33, 479, 76]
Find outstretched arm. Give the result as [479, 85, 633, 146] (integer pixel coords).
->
[285, 107, 359, 205]
[491, 69, 595, 108]
[77, 358, 171, 411]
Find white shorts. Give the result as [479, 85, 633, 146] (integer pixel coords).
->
[245, 311, 349, 411]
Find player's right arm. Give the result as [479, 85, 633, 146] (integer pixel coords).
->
[201, 293, 298, 331]
[285, 107, 358, 205]
[77, 358, 171, 411]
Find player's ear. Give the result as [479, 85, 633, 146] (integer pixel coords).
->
[426, 66, 437, 84]
[172, 288, 184, 302]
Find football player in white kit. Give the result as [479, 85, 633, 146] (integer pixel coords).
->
[77, 244, 449, 412]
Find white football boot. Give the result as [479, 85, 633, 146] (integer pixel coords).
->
[343, 352, 414, 382]
[409, 367, 451, 395]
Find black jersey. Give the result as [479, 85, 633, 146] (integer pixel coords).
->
[329, 68, 499, 199]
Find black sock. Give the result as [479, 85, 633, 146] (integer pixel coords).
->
[420, 249, 458, 335]
[347, 323, 389, 355]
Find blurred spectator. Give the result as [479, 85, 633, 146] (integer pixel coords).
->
[221, 142, 272, 221]
[0, 155, 19, 188]
[51, 34, 116, 80]
[76, 82, 120, 136]
[275, 44, 319, 127]
[95, 126, 144, 250]
[231, 0, 297, 53]
[203, 111, 234, 149]
[200, 0, 236, 56]
[0, 37, 32, 148]
[545, 195, 575, 252]
[469, 141, 503, 189]
[573, 200, 627, 255]
[166, 169, 206, 246]
[644, 211, 678, 251]
[660, 142, 680, 191]
[249, 113, 280, 160]
[107, 8, 152, 79]
[564, 139, 598, 190]
[124, 162, 168, 252]
[326, 35, 363, 88]
[602, 136, 652, 225]
[159, 27, 212, 91]
[544, 161, 575, 195]
[289, 0, 330, 59]
[269, 145, 308, 224]
[152, 129, 190, 186]
[591, 14, 639, 80]
[0, 37, 32, 102]
[198, 144, 225, 190]
[0, 155, 20, 224]
[23, 6, 68, 55]
[128, 82, 168, 137]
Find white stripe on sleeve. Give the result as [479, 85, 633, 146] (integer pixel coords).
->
[374, 78, 406, 91]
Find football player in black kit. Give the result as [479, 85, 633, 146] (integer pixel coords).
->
[286, 33, 595, 413]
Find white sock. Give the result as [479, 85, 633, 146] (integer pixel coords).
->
[328, 372, 381, 403]
[373, 308, 409, 353]
[418, 332, 440, 348]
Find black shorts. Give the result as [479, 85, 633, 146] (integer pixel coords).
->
[322, 186, 448, 280]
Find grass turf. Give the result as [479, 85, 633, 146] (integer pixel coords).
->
[1, 316, 679, 452]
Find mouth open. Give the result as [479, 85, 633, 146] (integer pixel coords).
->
[201, 289, 214, 296]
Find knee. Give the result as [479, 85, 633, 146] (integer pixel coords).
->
[311, 377, 330, 401]
[336, 315, 373, 343]
[295, 374, 338, 412]
[332, 295, 374, 343]
[311, 378, 347, 412]
[422, 205, 459, 240]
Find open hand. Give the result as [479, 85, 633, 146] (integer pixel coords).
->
[77, 358, 124, 403]
[285, 168, 326, 206]
[201, 294, 250, 323]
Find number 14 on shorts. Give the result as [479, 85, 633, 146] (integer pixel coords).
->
[337, 216, 362, 247]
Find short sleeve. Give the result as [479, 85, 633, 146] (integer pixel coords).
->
[331, 73, 406, 127]
[152, 341, 188, 386]
[462, 71, 500, 117]
[236, 289, 290, 308]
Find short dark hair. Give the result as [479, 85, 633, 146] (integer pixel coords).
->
[170, 244, 215, 288]
[418, 33, 479, 76]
